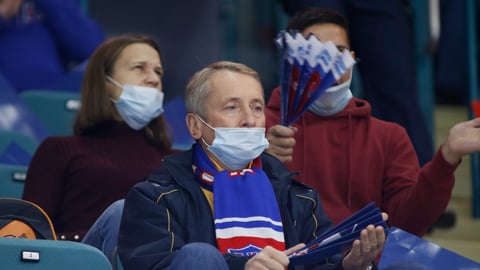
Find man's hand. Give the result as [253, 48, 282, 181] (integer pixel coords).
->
[441, 117, 480, 165]
[266, 125, 297, 163]
[245, 244, 305, 270]
[342, 212, 388, 270]
[342, 225, 386, 270]
[0, 0, 22, 20]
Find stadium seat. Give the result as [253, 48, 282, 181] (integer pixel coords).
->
[19, 90, 81, 136]
[0, 164, 28, 198]
[0, 130, 38, 161]
[0, 141, 33, 166]
[0, 237, 112, 270]
[0, 77, 50, 143]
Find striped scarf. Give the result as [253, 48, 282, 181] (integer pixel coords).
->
[193, 143, 285, 255]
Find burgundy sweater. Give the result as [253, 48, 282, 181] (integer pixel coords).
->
[266, 88, 457, 236]
[22, 123, 177, 241]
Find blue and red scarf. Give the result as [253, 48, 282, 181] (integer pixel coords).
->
[193, 143, 285, 255]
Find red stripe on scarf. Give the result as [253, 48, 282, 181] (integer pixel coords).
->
[217, 237, 286, 254]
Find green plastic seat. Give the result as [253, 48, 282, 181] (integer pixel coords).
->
[0, 238, 112, 270]
[19, 90, 81, 136]
[0, 164, 27, 198]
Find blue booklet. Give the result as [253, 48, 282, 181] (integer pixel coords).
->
[289, 202, 387, 265]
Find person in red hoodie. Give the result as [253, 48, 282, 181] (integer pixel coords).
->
[265, 7, 480, 237]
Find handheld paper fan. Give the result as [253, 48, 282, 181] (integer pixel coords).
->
[288, 202, 387, 266]
[275, 30, 356, 126]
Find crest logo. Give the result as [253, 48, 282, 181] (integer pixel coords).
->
[227, 244, 262, 256]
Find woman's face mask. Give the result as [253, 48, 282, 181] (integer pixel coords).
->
[106, 76, 164, 130]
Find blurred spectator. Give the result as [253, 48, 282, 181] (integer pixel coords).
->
[0, 0, 104, 93]
[279, 0, 434, 167]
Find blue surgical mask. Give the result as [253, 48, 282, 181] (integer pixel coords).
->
[106, 76, 164, 130]
[308, 71, 353, 116]
[197, 116, 269, 171]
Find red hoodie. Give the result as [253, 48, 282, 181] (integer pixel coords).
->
[266, 87, 457, 236]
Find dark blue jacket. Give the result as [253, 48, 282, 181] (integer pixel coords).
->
[118, 148, 343, 270]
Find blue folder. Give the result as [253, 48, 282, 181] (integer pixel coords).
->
[289, 202, 387, 266]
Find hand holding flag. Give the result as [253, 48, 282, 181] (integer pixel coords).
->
[275, 30, 356, 126]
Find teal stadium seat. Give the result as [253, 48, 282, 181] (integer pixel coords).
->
[0, 131, 38, 198]
[0, 237, 112, 270]
[19, 90, 81, 136]
[0, 130, 38, 158]
[0, 164, 27, 198]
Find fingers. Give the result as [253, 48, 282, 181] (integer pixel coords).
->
[361, 225, 385, 261]
[268, 125, 297, 138]
[381, 212, 389, 221]
[284, 243, 306, 256]
[266, 125, 297, 163]
[469, 117, 480, 128]
[245, 246, 289, 270]
[343, 225, 386, 270]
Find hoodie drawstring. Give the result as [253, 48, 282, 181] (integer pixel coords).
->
[347, 113, 352, 207]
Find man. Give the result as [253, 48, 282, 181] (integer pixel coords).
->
[278, 0, 434, 167]
[118, 61, 386, 270]
[265, 7, 480, 237]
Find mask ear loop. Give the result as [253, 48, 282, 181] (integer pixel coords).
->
[106, 76, 125, 103]
[105, 76, 123, 89]
[196, 115, 216, 131]
[195, 115, 216, 147]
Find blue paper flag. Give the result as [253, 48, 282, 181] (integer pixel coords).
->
[274, 30, 356, 126]
[289, 202, 387, 266]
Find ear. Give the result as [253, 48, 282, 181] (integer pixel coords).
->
[186, 113, 202, 140]
[350, 50, 356, 60]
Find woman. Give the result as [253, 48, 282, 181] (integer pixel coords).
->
[22, 34, 177, 241]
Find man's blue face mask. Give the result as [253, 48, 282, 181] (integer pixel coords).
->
[197, 116, 269, 171]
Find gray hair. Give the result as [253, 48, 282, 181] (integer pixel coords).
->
[184, 61, 262, 119]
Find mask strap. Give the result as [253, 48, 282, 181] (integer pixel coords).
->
[201, 137, 212, 147]
[196, 115, 216, 147]
[196, 115, 216, 131]
[106, 76, 123, 89]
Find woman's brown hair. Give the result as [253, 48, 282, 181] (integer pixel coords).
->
[73, 34, 172, 150]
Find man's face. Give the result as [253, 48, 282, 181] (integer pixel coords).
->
[302, 23, 353, 84]
[199, 71, 265, 145]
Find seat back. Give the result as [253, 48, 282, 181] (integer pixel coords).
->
[19, 90, 81, 136]
[0, 95, 50, 144]
[0, 237, 112, 270]
[0, 164, 28, 198]
[0, 198, 56, 240]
